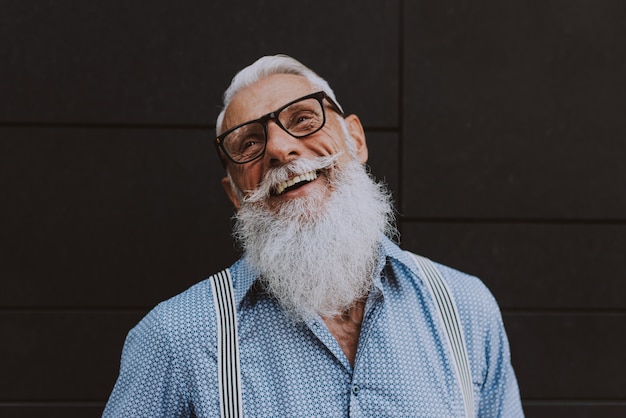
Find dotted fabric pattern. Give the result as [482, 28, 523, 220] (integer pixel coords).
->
[104, 237, 524, 417]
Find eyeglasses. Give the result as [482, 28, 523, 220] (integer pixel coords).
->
[215, 91, 344, 164]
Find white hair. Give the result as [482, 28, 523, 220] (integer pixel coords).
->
[216, 54, 344, 135]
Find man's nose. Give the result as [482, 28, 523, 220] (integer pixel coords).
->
[264, 121, 303, 165]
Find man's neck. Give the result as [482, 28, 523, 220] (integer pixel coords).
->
[322, 299, 367, 367]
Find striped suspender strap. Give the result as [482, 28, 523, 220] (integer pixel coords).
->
[209, 269, 243, 418]
[409, 252, 475, 418]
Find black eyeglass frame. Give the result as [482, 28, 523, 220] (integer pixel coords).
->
[215, 91, 345, 164]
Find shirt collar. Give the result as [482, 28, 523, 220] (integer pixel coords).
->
[229, 254, 262, 308]
[373, 235, 423, 289]
[229, 235, 421, 308]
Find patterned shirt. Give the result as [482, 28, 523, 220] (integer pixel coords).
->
[104, 237, 524, 417]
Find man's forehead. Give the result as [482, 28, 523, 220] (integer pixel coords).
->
[223, 74, 317, 129]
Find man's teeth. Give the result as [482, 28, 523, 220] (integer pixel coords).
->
[274, 171, 318, 195]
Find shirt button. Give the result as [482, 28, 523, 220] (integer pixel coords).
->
[352, 384, 360, 395]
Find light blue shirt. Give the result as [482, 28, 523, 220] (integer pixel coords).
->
[104, 237, 523, 417]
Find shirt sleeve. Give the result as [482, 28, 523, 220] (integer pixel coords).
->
[477, 299, 525, 418]
[103, 306, 191, 417]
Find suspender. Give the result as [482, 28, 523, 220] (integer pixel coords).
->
[408, 252, 475, 418]
[209, 269, 243, 418]
[209, 254, 475, 418]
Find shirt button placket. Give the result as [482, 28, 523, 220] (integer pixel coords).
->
[349, 383, 363, 418]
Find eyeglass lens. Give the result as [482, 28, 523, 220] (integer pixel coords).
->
[222, 96, 324, 163]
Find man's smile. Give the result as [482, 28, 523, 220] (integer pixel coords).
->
[273, 170, 319, 196]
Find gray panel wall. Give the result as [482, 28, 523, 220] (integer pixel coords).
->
[1, 1, 624, 416]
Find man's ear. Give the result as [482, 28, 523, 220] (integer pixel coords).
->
[344, 114, 368, 164]
[221, 176, 241, 211]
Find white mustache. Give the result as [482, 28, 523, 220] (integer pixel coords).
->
[243, 154, 341, 203]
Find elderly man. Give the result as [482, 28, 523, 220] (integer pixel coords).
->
[104, 55, 523, 417]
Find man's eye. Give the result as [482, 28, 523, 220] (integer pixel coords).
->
[297, 113, 312, 121]
[234, 134, 265, 155]
[295, 112, 313, 123]
[237, 137, 256, 150]
[286, 111, 317, 130]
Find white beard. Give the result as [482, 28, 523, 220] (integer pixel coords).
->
[232, 154, 396, 321]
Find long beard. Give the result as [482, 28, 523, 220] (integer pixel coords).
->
[232, 155, 396, 321]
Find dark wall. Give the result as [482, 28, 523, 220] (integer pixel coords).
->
[1, 1, 624, 416]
